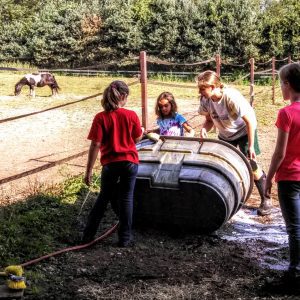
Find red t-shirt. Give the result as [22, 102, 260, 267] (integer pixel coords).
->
[88, 108, 142, 166]
[275, 102, 300, 182]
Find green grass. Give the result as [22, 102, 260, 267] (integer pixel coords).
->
[0, 174, 101, 268]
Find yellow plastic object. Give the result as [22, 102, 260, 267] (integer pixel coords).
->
[145, 132, 160, 142]
[0, 266, 26, 290]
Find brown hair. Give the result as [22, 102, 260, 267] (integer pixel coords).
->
[279, 63, 300, 93]
[155, 91, 178, 119]
[101, 80, 129, 111]
[197, 70, 224, 88]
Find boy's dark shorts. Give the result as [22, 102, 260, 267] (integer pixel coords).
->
[219, 130, 261, 157]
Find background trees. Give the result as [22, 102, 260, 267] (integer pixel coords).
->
[260, 0, 300, 59]
[0, 0, 298, 67]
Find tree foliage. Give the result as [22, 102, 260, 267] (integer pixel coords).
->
[260, 0, 300, 58]
[0, 0, 298, 67]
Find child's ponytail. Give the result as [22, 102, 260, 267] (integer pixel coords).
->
[102, 80, 129, 111]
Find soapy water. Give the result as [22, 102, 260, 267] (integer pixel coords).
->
[220, 206, 289, 271]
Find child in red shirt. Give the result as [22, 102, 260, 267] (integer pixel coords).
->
[265, 63, 300, 292]
[82, 80, 143, 247]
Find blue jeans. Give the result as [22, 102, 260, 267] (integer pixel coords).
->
[83, 161, 138, 244]
[278, 181, 300, 274]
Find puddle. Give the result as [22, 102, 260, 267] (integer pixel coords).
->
[220, 206, 289, 271]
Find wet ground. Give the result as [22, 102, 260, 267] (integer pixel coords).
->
[221, 205, 289, 272]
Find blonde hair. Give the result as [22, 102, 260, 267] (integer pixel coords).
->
[155, 91, 178, 119]
[279, 63, 300, 93]
[101, 80, 129, 111]
[197, 70, 224, 88]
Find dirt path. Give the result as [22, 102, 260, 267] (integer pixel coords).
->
[0, 95, 95, 201]
[0, 95, 201, 202]
[0, 94, 277, 205]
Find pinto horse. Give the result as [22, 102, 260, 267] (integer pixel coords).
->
[14, 72, 60, 97]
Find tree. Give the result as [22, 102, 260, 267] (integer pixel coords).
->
[259, 0, 300, 58]
[25, 1, 100, 67]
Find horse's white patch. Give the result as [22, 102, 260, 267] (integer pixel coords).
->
[25, 73, 42, 86]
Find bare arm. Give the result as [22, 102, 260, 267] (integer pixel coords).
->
[134, 127, 145, 143]
[242, 113, 256, 160]
[84, 140, 101, 186]
[265, 128, 288, 197]
[145, 127, 160, 134]
[183, 122, 195, 137]
[200, 115, 214, 138]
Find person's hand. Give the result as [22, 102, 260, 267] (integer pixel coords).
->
[200, 127, 208, 138]
[186, 129, 195, 137]
[84, 170, 93, 186]
[264, 177, 272, 198]
[248, 146, 256, 160]
[141, 127, 145, 135]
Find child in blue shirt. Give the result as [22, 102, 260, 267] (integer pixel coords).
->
[153, 92, 194, 136]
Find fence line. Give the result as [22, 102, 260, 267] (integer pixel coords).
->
[255, 58, 272, 66]
[222, 61, 248, 67]
[0, 93, 101, 124]
[139, 53, 299, 106]
[148, 80, 196, 89]
[0, 52, 296, 184]
[146, 57, 215, 66]
[0, 150, 89, 185]
[0, 80, 139, 124]
[0, 66, 141, 76]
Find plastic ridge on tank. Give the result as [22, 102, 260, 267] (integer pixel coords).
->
[134, 136, 253, 233]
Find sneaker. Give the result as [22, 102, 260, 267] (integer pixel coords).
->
[257, 198, 273, 216]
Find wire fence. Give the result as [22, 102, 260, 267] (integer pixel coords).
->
[0, 52, 299, 185]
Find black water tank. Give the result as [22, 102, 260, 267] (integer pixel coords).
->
[134, 136, 253, 233]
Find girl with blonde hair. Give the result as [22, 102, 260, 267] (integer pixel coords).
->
[197, 70, 272, 216]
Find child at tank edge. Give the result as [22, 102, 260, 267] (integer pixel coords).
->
[197, 70, 272, 216]
[81, 80, 144, 248]
[148, 91, 195, 137]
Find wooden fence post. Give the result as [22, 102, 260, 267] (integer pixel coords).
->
[215, 54, 221, 77]
[140, 51, 148, 130]
[249, 58, 255, 106]
[272, 57, 276, 105]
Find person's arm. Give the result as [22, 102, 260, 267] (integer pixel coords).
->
[242, 113, 256, 160]
[265, 128, 288, 197]
[84, 140, 101, 186]
[200, 115, 214, 138]
[145, 127, 160, 134]
[183, 122, 195, 137]
[134, 127, 144, 143]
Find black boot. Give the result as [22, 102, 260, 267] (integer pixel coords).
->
[254, 173, 273, 216]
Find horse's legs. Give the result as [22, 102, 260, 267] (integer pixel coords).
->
[30, 86, 35, 97]
[50, 85, 58, 96]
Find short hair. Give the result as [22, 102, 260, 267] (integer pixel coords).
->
[279, 63, 300, 93]
[101, 80, 129, 111]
